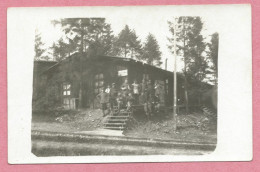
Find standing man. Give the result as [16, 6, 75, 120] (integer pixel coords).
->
[105, 84, 111, 94]
[126, 92, 134, 111]
[147, 80, 154, 97]
[116, 92, 125, 112]
[154, 80, 160, 97]
[147, 94, 155, 119]
[132, 79, 140, 104]
[121, 78, 130, 97]
[97, 88, 109, 117]
[141, 78, 147, 95]
[139, 92, 149, 119]
[110, 83, 118, 110]
[105, 84, 111, 111]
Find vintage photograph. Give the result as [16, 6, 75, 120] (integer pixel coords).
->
[31, 15, 218, 156]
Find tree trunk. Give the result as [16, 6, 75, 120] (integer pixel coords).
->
[184, 72, 189, 114]
[183, 24, 189, 114]
[78, 21, 84, 109]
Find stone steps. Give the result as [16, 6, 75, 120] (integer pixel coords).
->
[104, 108, 132, 131]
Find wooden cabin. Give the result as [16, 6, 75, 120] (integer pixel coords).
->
[33, 52, 186, 110]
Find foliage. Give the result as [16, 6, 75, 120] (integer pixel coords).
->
[52, 18, 114, 56]
[207, 32, 219, 84]
[168, 17, 209, 111]
[111, 25, 143, 59]
[142, 33, 162, 67]
[168, 17, 207, 80]
[51, 37, 77, 62]
[34, 30, 48, 60]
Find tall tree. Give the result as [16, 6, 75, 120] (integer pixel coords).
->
[51, 37, 77, 61]
[52, 18, 114, 108]
[142, 33, 162, 67]
[86, 19, 114, 56]
[207, 32, 219, 84]
[113, 25, 142, 59]
[34, 30, 47, 60]
[168, 17, 206, 113]
[52, 18, 114, 55]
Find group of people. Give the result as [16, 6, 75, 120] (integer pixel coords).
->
[96, 77, 165, 119]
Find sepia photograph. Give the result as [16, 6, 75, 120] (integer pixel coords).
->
[7, 5, 252, 163]
[31, 16, 218, 156]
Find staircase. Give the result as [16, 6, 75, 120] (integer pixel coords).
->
[104, 106, 132, 131]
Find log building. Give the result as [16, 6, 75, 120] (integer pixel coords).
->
[33, 52, 186, 110]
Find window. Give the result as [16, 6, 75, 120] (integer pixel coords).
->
[94, 73, 104, 94]
[63, 98, 76, 109]
[63, 83, 71, 96]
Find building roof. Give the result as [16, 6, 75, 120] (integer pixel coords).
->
[33, 60, 58, 75]
[39, 52, 182, 77]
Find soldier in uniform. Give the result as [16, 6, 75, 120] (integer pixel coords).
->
[96, 88, 110, 117]
[121, 78, 131, 97]
[109, 83, 118, 110]
[131, 79, 140, 104]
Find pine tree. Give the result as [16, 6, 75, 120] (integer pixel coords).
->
[207, 32, 219, 84]
[113, 25, 142, 59]
[129, 30, 143, 60]
[52, 18, 114, 56]
[51, 37, 77, 62]
[34, 30, 47, 60]
[51, 38, 68, 62]
[142, 33, 162, 67]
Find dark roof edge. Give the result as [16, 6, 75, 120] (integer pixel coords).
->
[39, 52, 184, 78]
[34, 60, 58, 63]
[99, 55, 183, 76]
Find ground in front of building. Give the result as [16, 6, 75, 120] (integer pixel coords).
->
[32, 108, 217, 144]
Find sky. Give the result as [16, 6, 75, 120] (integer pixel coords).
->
[37, 16, 218, 72]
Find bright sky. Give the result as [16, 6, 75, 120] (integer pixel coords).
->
[37, 16, 218, 72]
